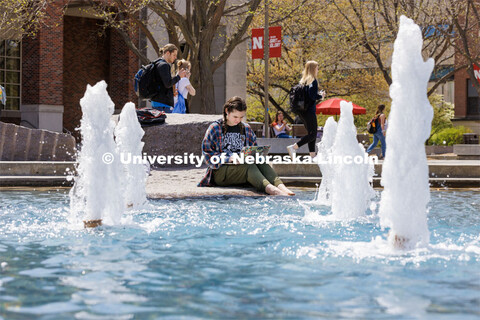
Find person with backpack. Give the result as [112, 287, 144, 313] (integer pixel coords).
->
[150, 44, 187, 113]
[286, 61, 325, 159]
[366, 104, 387, 159]
[173, 59, 196, 113]
[198, 96, 295, 196]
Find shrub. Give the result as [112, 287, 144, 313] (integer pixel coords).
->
[429, 94, 454, 139]
[429, 126, 472, 146]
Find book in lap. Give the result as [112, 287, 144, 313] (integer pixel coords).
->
[241, 145, 271, 156]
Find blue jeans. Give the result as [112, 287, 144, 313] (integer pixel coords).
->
[151, 101, 173, 113]
[276, 133, 291, 138]
[367, 127, 386, 157]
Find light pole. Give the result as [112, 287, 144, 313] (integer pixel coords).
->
[263, 0, 270, 137]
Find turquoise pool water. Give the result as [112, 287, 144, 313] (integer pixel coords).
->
[0, 190, 479, 319]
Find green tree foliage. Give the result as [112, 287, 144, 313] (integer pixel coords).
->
[0, 0, 48, 39]
[248, 0, 477, 129]
[247, 0, 390, 126]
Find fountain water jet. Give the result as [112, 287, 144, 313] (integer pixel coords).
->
[379, 16, 434, 249]
[314, 116, 337, 206]
[330, 101, 375, 219]
[69, 81, 125, 227]
[115, 102, 147, 208]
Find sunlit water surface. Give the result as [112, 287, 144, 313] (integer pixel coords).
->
[0, 189, 479, 319]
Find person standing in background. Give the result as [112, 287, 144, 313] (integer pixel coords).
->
[173, 59, 196, 113]
[366, 104, 387, 159]
[287, 61, 325, 158]
[151, 43, 187, 113]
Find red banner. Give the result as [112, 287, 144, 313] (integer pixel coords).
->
[251, 26, 282, 59]
[474, 64, 480, 84]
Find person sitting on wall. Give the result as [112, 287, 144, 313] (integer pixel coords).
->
[198, 96, 295, 196]
[271, 110, 292, 138]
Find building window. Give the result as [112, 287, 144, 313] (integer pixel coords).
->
[467, 79, 480, 116]
[0, 39, 21, 111]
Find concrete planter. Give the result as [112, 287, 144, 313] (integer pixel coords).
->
[0, 121, 76, 161]
[425, 145, 454, 155]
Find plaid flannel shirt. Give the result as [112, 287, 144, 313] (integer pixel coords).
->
[198, 120, 257, 187]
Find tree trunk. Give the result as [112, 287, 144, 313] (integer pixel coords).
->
[196, 45, 216, 114]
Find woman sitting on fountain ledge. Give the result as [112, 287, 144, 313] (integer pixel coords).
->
[198, 96, 295, 196]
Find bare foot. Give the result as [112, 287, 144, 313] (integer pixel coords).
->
[277, 184, 295, 196]
[265, 184, 289, 196]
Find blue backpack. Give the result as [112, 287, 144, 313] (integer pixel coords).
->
[0, 85, 6, 105]
[134, 58, 162, 99]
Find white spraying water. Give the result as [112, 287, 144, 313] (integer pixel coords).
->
[115, 102, 147, 208]
[314, 117, 337, 206]
[69, 81, 125, 225]
[330, 101, 375, 219]
[379, 16, 433, 248]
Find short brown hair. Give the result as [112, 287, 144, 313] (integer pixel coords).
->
[160, 43, 178, 55]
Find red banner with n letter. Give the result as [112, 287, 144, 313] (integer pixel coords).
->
[251, 26, 282, 59]
[474, 64, 480, 85]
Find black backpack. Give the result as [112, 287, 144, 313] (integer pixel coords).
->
[134, 58, 161, 99]
[367, 116, 378, 134]
[289, 83, 307, 113]
[136, 107, 166, 126]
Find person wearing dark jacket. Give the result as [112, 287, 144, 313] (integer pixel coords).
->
[151, 43, 187, 113]
[287, 61, 325, 159]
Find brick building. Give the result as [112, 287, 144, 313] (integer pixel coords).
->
[0, 1, 248, 136]
[452, 5, 480, 134]
[454, 68, 480, 134]
[0, 1, 139, 136]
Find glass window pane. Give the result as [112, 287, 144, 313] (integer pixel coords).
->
[6, 40, 20, 57]
[467, 79, 479, 98]
[0, 58, 4, 69]
[6, 84, 19, 97]
[0, 71, 4, 83]
[6, 58, 19, 70]
[6, 98, 19, 110]
[6, 71, 19, 84]
[0, 40, 4, 56]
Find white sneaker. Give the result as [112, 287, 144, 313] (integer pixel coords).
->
[286, 145, 296, 159]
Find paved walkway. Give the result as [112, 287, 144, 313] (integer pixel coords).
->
[145, 160, 480, 199]
[146, 166, 265, 198]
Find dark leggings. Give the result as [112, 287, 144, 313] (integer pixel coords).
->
[296, 111, 318, 152]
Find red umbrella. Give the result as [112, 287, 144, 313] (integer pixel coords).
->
[316, 98, 366, 115]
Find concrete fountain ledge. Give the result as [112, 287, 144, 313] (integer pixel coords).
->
[1, 159, 479, 191]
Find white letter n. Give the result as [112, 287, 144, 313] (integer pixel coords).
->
[253, 37, 263, 50]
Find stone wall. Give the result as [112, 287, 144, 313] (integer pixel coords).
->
[0, 121, 76, 161]
[139, 114, 221, 167]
